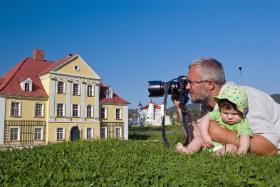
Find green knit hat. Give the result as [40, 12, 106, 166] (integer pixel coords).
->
[214, 84, 248, 114]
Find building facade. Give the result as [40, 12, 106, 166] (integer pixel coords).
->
[0, 49, 129, 145]
[138, 101, 171, 126]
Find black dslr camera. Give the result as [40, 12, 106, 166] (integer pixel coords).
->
[148, 76, 188, 97]
[147, 76, 193, 146]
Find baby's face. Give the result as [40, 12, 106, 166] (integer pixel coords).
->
[220, 108, 242, 125]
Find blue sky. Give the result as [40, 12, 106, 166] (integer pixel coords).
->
[0, 0, 279, 108]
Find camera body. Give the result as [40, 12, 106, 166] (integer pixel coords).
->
[148, 75, 193, 146]
[148, 75, 188, 97]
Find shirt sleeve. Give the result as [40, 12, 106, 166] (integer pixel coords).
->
[208, 109, 220, 121]
[238, 118, 253, 137]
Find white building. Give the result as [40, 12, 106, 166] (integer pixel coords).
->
[138, 101, 171, 126]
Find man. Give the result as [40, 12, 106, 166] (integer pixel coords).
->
[174, 58, 280, 155]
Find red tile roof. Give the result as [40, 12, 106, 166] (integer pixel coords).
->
[141, 101, 161, 110]
[0, 57, 53, 98]
[0, 78, 4, 85]
[100, 83, 130, 105]
[0, 54, 76, 98]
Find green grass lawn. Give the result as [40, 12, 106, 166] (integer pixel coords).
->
[129, 124, 185, 144]
[0, 126, 280, 186]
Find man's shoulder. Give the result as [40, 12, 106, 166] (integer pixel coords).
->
[241, 85, 270, 98]
[224, 82, 269, 98]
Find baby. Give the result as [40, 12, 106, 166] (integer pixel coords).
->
[176, 83, 252, 155]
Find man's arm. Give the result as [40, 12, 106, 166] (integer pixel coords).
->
[208, 121, 277, 155]
[172, 94, 183, 122]
[208, 121, 239, 146]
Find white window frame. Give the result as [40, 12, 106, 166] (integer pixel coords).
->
[115, 108, 122, 120]
[57, 81, 65, 94]
[87, 105, 94, 118]
[115, 127, 122, 138]
[9, 126, 21, 141]
[72, 83, 80, 96]
[34, 127, 43, 140]
[87, 85, 94, 97]
[11, 101, 21, 117]
[56, 128, 65, 140]
[101, 127, 107, 138]
[57, 103, 65, 117]
[72, 104, 80, 117]
[24, 82, 30, 91]
[20, 77, 32, 92]
[34, 103, 44, 117]
[100, 107, 107, 119]
[87, 128, 94, 139]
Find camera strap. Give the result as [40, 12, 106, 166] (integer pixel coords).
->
[178, 79, 194, 145]
[162, 81, 172, 147]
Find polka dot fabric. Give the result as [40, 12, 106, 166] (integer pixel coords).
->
[215, 83, 248, 114]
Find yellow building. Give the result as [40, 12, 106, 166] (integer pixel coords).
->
[0, 49, 129, 145]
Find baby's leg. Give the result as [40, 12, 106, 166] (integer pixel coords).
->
[176, 137, 204, 154]
[215, 144, 238, 155]
[176, 122, 204, 154]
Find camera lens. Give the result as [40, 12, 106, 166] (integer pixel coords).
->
[148, 81, 164, 97]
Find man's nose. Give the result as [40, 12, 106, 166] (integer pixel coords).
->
[186, 82, 191, 90]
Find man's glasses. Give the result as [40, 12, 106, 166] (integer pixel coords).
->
[186, 79, 209, 88]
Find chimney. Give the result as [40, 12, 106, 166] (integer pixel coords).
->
[34, 49, 44, 62]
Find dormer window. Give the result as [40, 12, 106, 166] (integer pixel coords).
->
[105, 87, 113, 98]
[24, 82, 30, 91]
[20, 77, 32, 92]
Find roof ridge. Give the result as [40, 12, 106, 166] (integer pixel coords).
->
[0, 57, 29, 92]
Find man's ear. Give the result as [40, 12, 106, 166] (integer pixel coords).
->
[208, 80, 216, 90]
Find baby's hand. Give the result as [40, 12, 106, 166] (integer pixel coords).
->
[202, 134, 213, 148]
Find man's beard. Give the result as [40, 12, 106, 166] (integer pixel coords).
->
[191, 90, 211, 104]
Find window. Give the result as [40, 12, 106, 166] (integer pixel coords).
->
[72, 104, 79, 117]
[24, 82, 30, 91]
[87, 128, 94, 139]
[10, 127, 20, 141]
[57, 128, 65, 140]
[87, 85, 94, 96]
[115, 127, 122, 138]
[100, 107, 107, 119]
[57, 81, 65, 94]
[74, 65, 80, 71]
[57, 103, 64, 117]
[105, 88, 113, 98]
[87, 105, 94, 118]
[11, 101, 21, 117]
[73, 83, 80, 95]
[34, 127, 43, 140]
[35, 103, 44, 117]
[116, 108, 121, 120]
[101, 127, 107, 138]
[20, 78, 32, 91]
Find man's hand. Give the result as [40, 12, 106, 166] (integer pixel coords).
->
[171, 93, 183, 122]
[215, 144, 238, 155]
[201, 133, 213, 148]
[171, 93, 180, 107]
